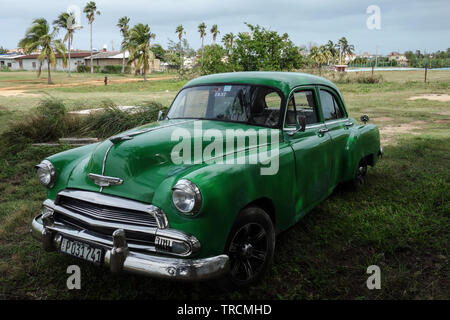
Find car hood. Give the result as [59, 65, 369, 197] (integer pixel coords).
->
[67, 119, 279, 203]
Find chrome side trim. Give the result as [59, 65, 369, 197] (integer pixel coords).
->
[31, 215, 227, 280]
[56, 190, 168, 229]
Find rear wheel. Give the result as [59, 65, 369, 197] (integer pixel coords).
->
[219, 207, 275, 289]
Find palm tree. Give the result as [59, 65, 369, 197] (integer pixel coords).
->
[127, 23, 155, 81]
[309, 45, 326, 75]
[222, 32, 235, 55]
[198, 22, 207, 66]
[338, 37, 355, 64]
[325, 40, 338, 64]
[210, 24, 219, 45]
[320, 45, 333, 68]
[117, 16, 130, 73]
[53, 12, 82, 77]
[83, 1, 101, 73]
[18, 18, 67, 84]
[175, 24, 185, 70]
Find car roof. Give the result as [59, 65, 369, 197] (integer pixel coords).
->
[183, 71, 341, 98]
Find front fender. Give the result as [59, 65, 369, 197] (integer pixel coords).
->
[44, 143, 101, 200]
[151, 142, 296, 258]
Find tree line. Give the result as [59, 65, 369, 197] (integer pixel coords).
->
[17, 1, 448, 84]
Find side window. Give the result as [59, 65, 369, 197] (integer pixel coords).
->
[294, 91, 318, 125]
[265, 92, 282, 109]
[320, 90, 344, 121]
[285, 90, 318, 127]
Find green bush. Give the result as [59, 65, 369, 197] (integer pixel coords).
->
[0, 98, 168, 153]
[79, 101, 168, 138]
[330, 72, 383, 84]
[101, 65, 130, 74]
[76, 65, 90, 73]
[0, 98, 67, 153]
[77, 65, 102, 73]
[0, 66, 11, 72]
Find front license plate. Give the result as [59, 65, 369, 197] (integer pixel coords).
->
[60, 237, 104, 265]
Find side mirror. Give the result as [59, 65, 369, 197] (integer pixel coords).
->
[297, 115, 306, 132]
[157, 110, 164, 122]
[360, 114, 369, 124]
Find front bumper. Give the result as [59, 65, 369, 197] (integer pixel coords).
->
[31, 215, 229, 281]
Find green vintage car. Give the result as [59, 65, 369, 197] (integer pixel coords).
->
[31, 72, 382, 288]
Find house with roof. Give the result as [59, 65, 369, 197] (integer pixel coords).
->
[388, 52, 408, 66]
[84, 50, 162, 72]
[14, 52, 92, 71]
[0, 54, 24, 69]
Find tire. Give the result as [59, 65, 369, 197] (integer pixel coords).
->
[352, 159, 368, 191]
[217, 206, 275, 290]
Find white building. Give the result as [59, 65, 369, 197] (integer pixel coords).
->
[15, 52, 91, 71]
[0, 54, 24, 69]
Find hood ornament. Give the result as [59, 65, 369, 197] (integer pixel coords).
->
[88, 173, 123, 187]
[109, 135, 133, 144]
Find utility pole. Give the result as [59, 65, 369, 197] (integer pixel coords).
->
[424, 49, 427, 82]
[375, 45, 379, 68]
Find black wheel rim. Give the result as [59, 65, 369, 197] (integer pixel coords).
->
[227, 222, 268, 282]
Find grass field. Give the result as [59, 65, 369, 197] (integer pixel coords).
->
[0, 70, 448, 299]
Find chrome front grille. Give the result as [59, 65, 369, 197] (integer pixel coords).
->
[58, 195, 158, 228]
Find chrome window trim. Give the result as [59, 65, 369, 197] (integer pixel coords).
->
[324, 118, 349, 125]
[55, 189, 168, 229]
[282, 86, 323, 131]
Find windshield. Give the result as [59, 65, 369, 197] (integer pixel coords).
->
[167, 85, 283, 128]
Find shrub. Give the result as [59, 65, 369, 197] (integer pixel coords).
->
[0, 98, 169, 153]
[101, 65, 130, 74]
[79, 101, 168, 138]
[0, 98, 67, 153]
[76, 65, 90, 73]
[0, 66, 11, 72]
[77, 65, 102, 73]
[331, 72, 383, 84]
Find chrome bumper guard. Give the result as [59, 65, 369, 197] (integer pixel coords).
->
[31, 214, 229, 281]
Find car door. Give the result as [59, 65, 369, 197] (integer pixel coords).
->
[318, 87, 353, 187]
[284, 87, 333, 221]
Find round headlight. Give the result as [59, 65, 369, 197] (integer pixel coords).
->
[172, 179, 202, 215]
[35, 160, 55, 188]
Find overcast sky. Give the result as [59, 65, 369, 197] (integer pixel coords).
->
[1, 0, 449, 55]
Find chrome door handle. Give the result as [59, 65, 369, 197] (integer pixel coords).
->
[345, 122, 354, 127]
[318, 128, 329, 135]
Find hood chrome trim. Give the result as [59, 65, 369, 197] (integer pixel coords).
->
[88, 173, 123, 187]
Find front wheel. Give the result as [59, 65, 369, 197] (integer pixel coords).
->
[220, 207, 275, 289]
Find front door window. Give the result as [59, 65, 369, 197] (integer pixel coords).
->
[319, 90, 344, 121]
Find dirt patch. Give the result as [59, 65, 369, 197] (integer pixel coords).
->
[380, 122, 425, 145]
[0, 90, 41, 97]
[434, 119, 450, 124]
[408, 94, 450, 102]
[373, 117, 394, 122]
